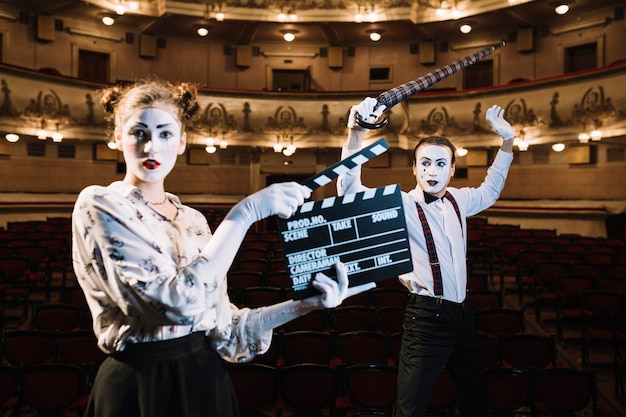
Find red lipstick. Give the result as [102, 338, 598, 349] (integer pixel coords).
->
[143, 159, 160, 170]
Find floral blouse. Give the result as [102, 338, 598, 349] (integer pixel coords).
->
[72, 181, 271, 362]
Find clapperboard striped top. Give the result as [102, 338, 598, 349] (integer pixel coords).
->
[301, 138, 389, 192]
[299, 184, 399, 214]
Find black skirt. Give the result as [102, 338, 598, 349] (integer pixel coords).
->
[85, 332, 239, 417]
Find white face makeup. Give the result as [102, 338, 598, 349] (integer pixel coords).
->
[413, 144, 455, 198]
[116, 106, 186, 186]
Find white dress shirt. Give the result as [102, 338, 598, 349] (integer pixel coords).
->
[337, 147, 513, 303]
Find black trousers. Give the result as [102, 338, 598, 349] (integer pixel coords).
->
[85, 332, 239, 417]
[393, 294, 487, 417]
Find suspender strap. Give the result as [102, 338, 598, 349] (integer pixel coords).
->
[415, 191, 463, 297]
[416, 202, 444, 296]
[444, 191, 463, 232]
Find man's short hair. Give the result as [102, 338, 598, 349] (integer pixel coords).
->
[412, 136, 457, 165]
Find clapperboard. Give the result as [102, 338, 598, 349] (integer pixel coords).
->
[276, 139, 414, 300]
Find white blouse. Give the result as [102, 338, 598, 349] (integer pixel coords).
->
[72, 181, 271, 361]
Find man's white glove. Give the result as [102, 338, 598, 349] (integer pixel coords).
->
[486, 105, 516, 141]
[347, 97, 387, 129]
[309, 262, 376, 308]
[225, 182, 311, 227]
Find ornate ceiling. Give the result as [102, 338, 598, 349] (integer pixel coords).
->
[3, 0, 621, 46]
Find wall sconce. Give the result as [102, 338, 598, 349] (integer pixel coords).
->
[37, 119, 47, 140]
[114, 2, 126, 15]
[273, 136, 284, 153]
[578, 132, 590, 143]
[278, 9, 297, 22]
[51, 123, 63, 142]
[281, 136, 297, 156]
[5, 133, 19, 143]
[590, 129, 602, 141]
[280, 30, 299, 42]
[205, 138, 217, 153]
[456, 147, 468, 157]
[367, 29, 383, 42]
[354, 6, 363, 23]
[551, 143, 566, 152]
[282, 144, 296, 156]
[578, 124, 602, 143]
[516, 138, 529, 151]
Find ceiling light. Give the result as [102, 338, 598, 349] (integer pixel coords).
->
[5, 133, 19, 142]
[367, 29, 383, 41]
[552, 143, 565, 152]
[456, 147, 468, 157]
[101, 15, 115, 26]
[128, 1, 139, 11]
[215, 12, 225, 21]
[459, 23, 473, 34]
[107, 140, 118, 150]
[114, 4, 126, 15]
[554, 3, 570, 15]
[52, 132, 63, 142]
[280, 30, 299, 42]
[219, 140, 228, 149]
[197, 26, 209, 37]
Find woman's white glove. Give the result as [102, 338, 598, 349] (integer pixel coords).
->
[309, 262, 376, 308]
[258, 262, 376, 332]
[347, 97, 387, 129]
[486, 105, 516, 141]
[225, 182, 311, 227]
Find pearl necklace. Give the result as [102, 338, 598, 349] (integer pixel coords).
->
[147, 195, 168, 205]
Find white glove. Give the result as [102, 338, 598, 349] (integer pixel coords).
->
[347, 97, 387, 129]
[309, 262, 376, 309]
[225, 182, 311, 227]
[258, 262, 376, 332]
[486, 105, 516, 141]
